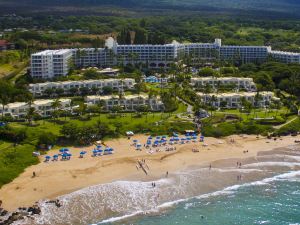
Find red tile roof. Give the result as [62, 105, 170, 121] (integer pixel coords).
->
[0, 40, 9, 47]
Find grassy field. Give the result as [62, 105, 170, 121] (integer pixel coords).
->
[214, 108, 288, 122]
[10, 103, 188, 136]
[0, 141, 39, 187]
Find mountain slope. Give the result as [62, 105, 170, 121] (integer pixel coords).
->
[0, 0, 300, 17]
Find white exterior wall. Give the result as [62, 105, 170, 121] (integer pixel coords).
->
[0, 99, 72, 118]
[30, 38, 300, 78]
[197, 92, 277, 108]
[269, 51, 300, 64]
[31, 50, 73, 79]
[28, 78, 136, 96]
[85, 94, 164, 111]
[191, 77, 257, 91]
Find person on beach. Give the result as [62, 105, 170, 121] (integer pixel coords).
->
[32, 171, 36, 178]
[166, 171, 168, 177]
[209, 164, 212, 170]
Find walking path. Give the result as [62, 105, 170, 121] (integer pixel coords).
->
[273, 116, 298, 129]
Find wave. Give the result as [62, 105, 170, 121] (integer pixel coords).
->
[243, 162, 300, 169]
[96, 170, 300, 224]
[13, 165, 300, 225]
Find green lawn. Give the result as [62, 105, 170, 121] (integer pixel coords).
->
[214, 108, 287, 122]
[0, 141, 39, 187]
[10, 103, 188, 137]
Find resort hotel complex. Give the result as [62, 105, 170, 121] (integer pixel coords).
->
[28, 78, 136, 96]
[191, 77, 257, 92]
[30, 37, 300, 79]
[0, 99, 73, 119]
[85, 94, 164, 111]
[0, 94, 164, 119]
[6, 37, 292, 119]
[197, 92, 280, 109]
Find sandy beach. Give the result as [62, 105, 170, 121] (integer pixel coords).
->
[0, 134, 299, 211]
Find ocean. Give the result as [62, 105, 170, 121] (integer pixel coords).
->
[15, 145, 300, 225]
[123, 172, 300, 225]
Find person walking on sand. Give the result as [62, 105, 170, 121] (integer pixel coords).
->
[32, 171, 36, 178]
[209, 164, 212, 170]
[166, 171, 169, 178]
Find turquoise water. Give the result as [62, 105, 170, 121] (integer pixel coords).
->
[17, 145, 300, 225]
[124, 177, 300, 225]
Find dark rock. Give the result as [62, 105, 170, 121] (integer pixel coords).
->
[0, 210, 7, 216]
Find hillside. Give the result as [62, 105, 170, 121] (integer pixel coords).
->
[0, 0, 300, 18]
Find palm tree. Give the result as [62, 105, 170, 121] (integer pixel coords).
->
[25, 94, 35, 125]
[209, 95, 217, 117]
[51, 99, 62, 121]
[254, 92, 263, 118]
[97, 100, 105, 121]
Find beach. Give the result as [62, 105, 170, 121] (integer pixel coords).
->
[0, 134, 299, 213]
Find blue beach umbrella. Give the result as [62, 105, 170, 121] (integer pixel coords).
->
[45, 155, 51, 160]
[133, 140, 138, 143]
[148, 136, 153, 139]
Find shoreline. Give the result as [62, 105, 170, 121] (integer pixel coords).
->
[0, 134, 299, 212]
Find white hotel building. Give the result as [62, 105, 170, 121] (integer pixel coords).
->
[269, 50, 300, 64]
[31, 49, 73, 79]
[85, 94, 164, 111]
[197, 92, 279, 108]
[28, 78, 135, 96]
[0, 99, 73, 119]
[191, 77, 257, 91]
[31, 37, 300, 79]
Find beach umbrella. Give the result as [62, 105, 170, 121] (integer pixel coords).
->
[174, 137, 180, 141]
[162, 135, 167, 138]
[148, 136, 152, 139]
[93, 150, 98, 154]
[59, 149, 65, 153]
[147, 140, 151, 145]
[80, 151, 86, 155]
[181, 138, 186, 141]
[67, 153, 72, 157]
[45, 155, 51, 160]
[53, 154, 58, 158]
[156, 136, 161, 139]
[133, 140, 138, 143]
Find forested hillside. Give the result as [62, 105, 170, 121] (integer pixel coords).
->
[0, 0, 300, 17]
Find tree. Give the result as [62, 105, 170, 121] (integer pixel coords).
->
[102, 86, 113, 95]
[0, 81, 13, 119]
[134, 27, 147, 44]
[26, 106, 36, 125]
[83, 69, 98, 79]
[198, 67, 216, 77]
[253, 72, 275, 91]
[51, 99, 62, 120]
[38, 132, 57, 147]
